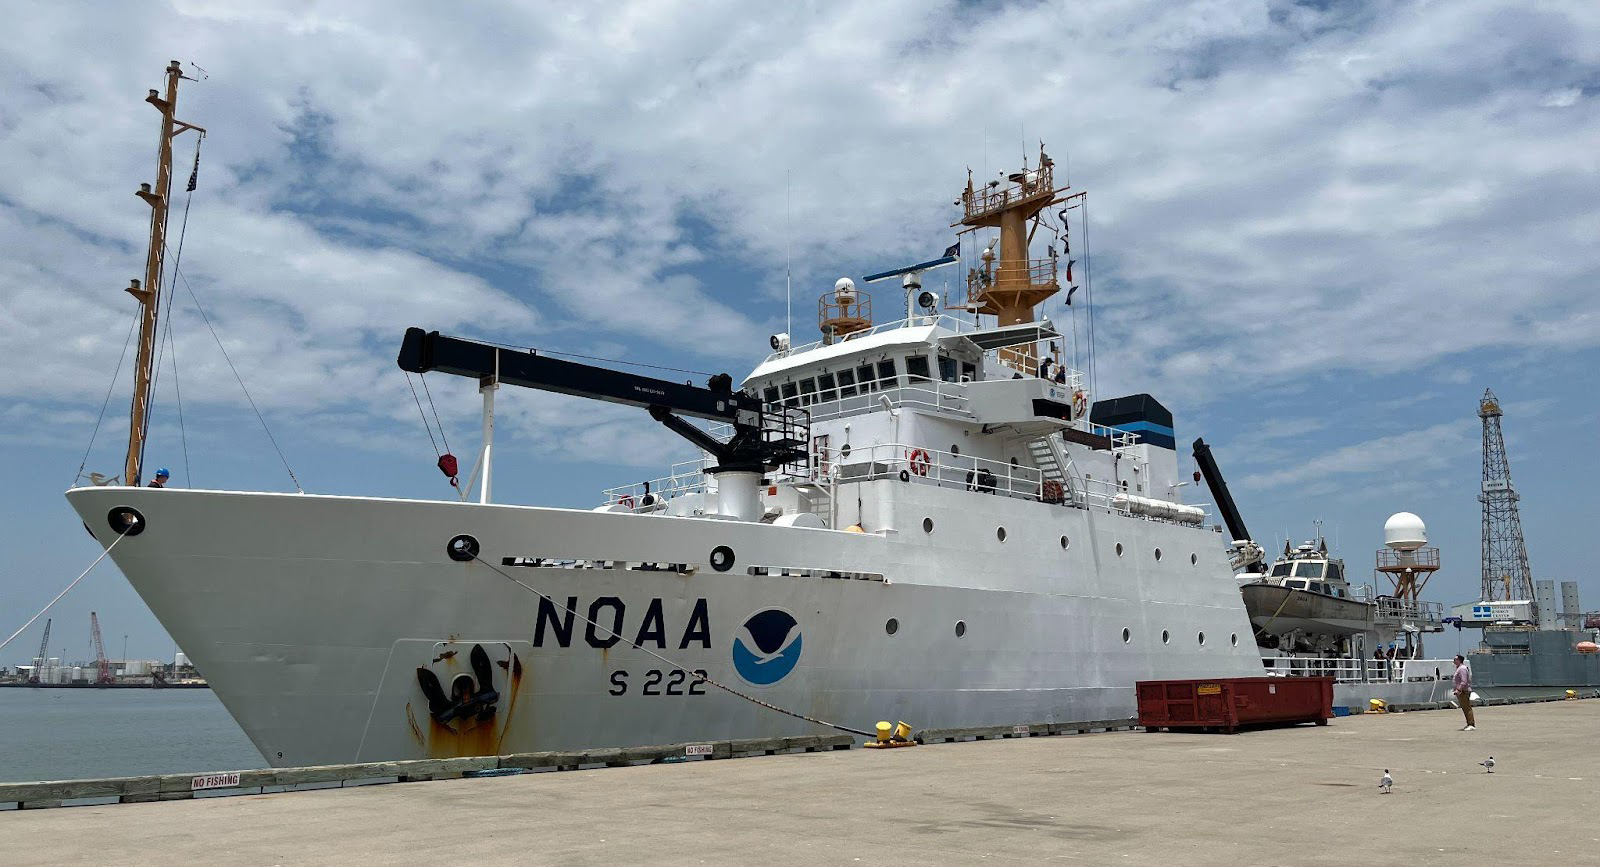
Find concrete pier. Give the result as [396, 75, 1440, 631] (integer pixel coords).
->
[8, 701, 1598, 866]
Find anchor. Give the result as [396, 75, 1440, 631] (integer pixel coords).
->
[416, 643, 502, 726]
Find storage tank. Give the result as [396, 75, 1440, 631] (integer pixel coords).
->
[124, 660, 150, 677]
[174, 651, 190, 667]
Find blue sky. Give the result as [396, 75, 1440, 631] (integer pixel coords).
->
[2, 0, 1598, 664]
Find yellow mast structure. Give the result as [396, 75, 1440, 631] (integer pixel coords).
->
[954, 145, 1075, 368]
[124, 61, 204, 485]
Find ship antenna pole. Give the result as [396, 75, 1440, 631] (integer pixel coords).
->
[785, 170, 792, 341]
[124, 60, 204, 486]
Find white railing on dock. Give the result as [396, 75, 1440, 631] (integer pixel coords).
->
[1260, 657, 1455, 685]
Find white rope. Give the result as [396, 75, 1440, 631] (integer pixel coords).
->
[0, 528, 131, 651]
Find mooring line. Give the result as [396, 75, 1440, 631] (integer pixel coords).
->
[0, 528, 131, 651]
[470, 553, 873, 738]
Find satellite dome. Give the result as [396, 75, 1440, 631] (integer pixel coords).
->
[1383, 512, 1427, 551]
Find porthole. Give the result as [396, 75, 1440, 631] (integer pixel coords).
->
[955, 620, 967, 638]
[885, 618, 899, 635]
[1115, 542, 1124, 557]
[950, 444, 960, 456]
[1197, 631, 1206, 646]
[1230, 633, 1239, 647]
[1154, 548, 1163, 561]
[709, 545, 736, 572]
[1060, 535, 1069, 550]
[840, 444, 852, 458]
[1121, 628, 1131, 643]
[997, 527, 1007, 542]
[1161, 630, 1170, 644]
[1190, 553, 1198, 566]
[923, 517, 934, 534]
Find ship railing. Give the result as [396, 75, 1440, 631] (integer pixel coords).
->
[987, 352, 1085, 392]
[811, 442, 1045, 501]
[1261, 657, 1456, 685]
[962, 162, 1056, 221]
[764, 314, 979, 361]
[1375, 597, 1445, 623]
[602, 458, 713, 509]
[964, 258, 1059, 299]
[806, 379, 972, 421]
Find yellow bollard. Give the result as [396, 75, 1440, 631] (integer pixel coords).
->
[875, 721, 893, 743]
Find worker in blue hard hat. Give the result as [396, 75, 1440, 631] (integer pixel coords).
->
[147, 468, 170, 488]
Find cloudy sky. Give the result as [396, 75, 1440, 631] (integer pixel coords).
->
[3, 0, 1597, 662]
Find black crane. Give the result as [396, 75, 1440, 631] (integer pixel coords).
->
[396, 328, 808, 475]
[1191, 438, 1251, 544]
[28, 618, 51, 684]
[1191, 438, 1265, 574]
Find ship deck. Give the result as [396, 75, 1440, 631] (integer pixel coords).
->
[8, 700, 1597, 866]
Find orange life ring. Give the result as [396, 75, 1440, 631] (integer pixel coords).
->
[908, 448, 931, 476]
[619, 495, 636, 509]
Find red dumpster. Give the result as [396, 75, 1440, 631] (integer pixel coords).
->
[1136, 676, 1333, 733]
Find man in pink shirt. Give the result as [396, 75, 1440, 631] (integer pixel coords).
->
[1453, 655, 1475, 730]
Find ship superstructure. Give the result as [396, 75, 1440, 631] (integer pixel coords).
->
[70, 123, 1262, 766]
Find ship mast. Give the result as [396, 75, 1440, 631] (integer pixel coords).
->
[124, 61, 204, 486]
[953, 144, 1078, 368]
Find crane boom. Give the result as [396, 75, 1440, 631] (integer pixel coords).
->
[1191, 437, 1265, 574]
[29, 618, 52, 684]
[397, 328, 807, 473]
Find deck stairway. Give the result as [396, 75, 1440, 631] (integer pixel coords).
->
[1027, 434, 1081, 504]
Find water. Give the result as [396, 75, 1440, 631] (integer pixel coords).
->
[0, 688, 264, 782]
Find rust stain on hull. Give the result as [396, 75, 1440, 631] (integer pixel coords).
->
[405, 702, 424, 746]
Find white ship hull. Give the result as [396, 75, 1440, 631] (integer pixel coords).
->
[70, 484, 1261, 767]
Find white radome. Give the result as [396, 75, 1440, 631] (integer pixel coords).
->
[1384, 512, 1427, 551]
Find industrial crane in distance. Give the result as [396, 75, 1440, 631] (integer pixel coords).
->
[28, 618, 52, 684]
[89, 612, 114, 686]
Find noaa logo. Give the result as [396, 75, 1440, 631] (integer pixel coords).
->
[731, 609, 802, 686]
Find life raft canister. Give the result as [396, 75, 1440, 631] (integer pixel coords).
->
[908, 448, 932, 476]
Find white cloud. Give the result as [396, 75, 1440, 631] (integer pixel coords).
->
[2, 0, 1598, 464]
[1240, 418, 1477, 492]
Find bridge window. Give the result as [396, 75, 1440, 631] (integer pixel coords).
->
[1271, 562, 1292, 577]
[961, 361, 977, 382]
[763, 386, 779, 406]
[876, 359, 898, 388]
[856, 364, 877, 393]
[1295, 562, 1325, 579]
[781, 381, 798, 406]
[938, 356, 958, 382]
[816, 372, 837, 402]
[1327, 562, 1344, 583]
[798, 378, 817, 406]
[1286, 579, 1307, 590]
[905, 355, 931, 383]
[836, 368, 857, 398]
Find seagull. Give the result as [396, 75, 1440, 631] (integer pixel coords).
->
[1379, 770, 1393, 793]
[1479, 756, 1495, 774]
